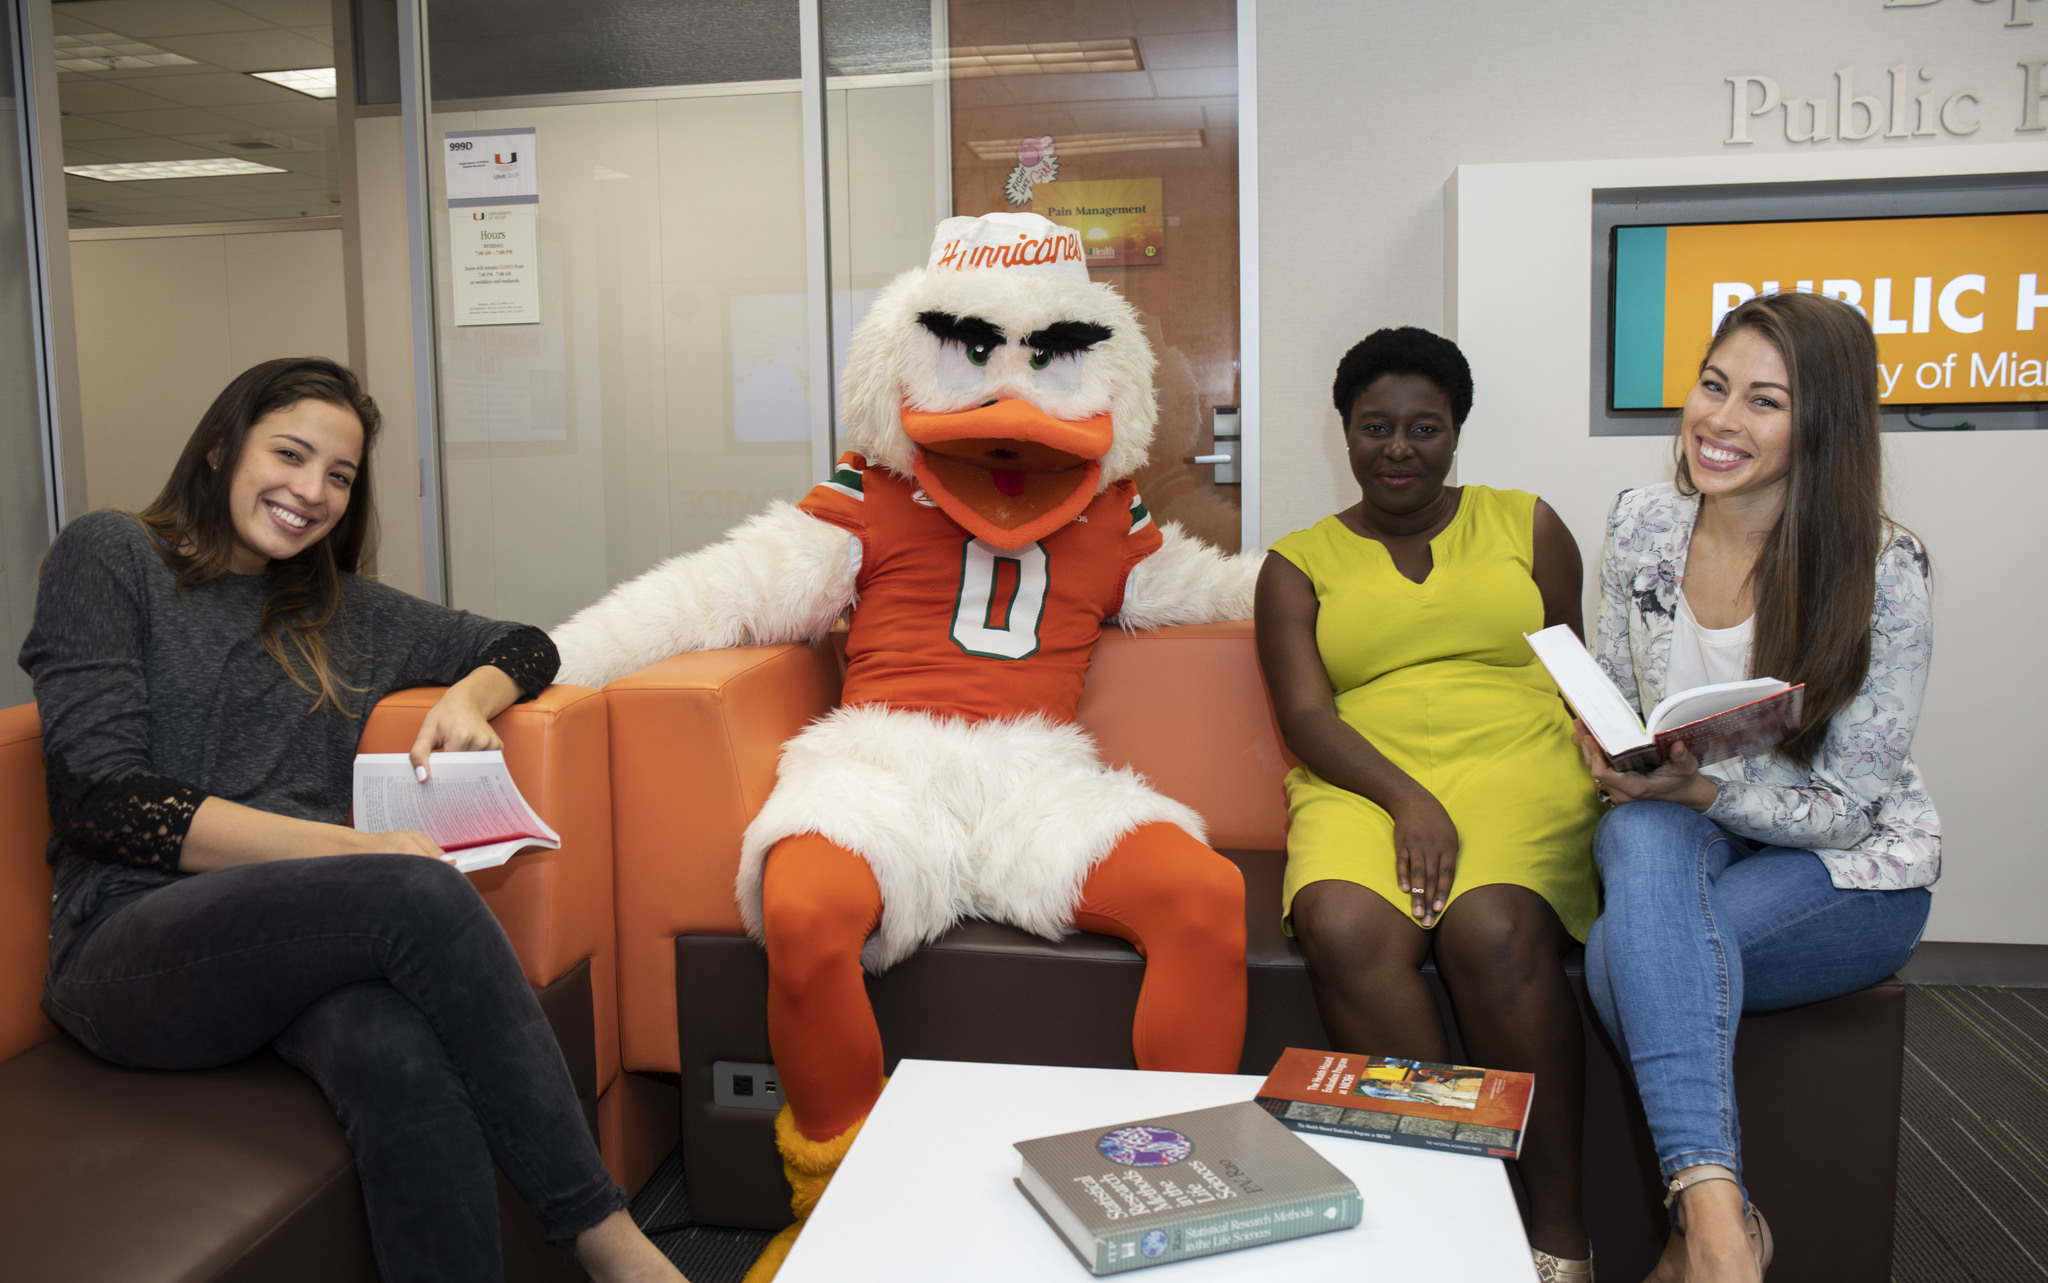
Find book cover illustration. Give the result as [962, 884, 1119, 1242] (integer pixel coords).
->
[1013, 1100, 1361, 1274]
[1255, 1048, 1535, 1160]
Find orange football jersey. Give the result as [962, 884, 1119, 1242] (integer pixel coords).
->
[798, 452, 1163, 723]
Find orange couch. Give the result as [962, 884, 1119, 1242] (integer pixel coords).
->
[0, 689, 613, 1283]
[606, 620, 1908, 1283]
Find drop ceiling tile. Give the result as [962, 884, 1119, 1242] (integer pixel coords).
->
[58, 78, 182, 113]
[152, 28, 331, 73]
[57, 0, 273, 39]
[133, 69, 306, 106]
[59, 117, 149, 142]
[221, 0, 333, 24]
[52, 12, 104, 36]
[1130, 0, 1232, 37]
[1149, 67, 1236, 99]
[63, 144, 128, 165]
[210, 99, 338, 130]
[1138, 31, 1235, 70]
[96, 106, 261, 136]
[71, 136, 225, 162]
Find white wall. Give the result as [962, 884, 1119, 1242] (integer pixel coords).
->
[69, 223, 349, 514]
[1256, 1, 2048, 943]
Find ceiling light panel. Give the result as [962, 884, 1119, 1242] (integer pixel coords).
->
[65, 158, 290, 182]
[947, 40, 1142, 79]
[966, 130, 1204, 161]
[54, 33, 198, 73]
[248, 68, 337, 99]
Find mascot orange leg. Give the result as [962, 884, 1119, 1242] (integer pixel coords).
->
[745, 834, 885, 1282]
[1073, 822, 1248, 1073]
[744, 824, 1245, 1281]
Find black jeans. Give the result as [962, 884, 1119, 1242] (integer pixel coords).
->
[42, 854, 624, 1283]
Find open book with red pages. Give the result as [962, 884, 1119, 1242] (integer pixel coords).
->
[351, 750, 560, 873]
[1254, 1048, 1535, 1160]
[1524, 624, 1803, 774]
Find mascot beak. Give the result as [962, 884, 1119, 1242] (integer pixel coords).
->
[904, 398, 1112, 550]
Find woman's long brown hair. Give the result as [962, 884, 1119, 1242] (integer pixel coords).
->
[1674, 292, 1893, 765]
[137, 357, 381, 714]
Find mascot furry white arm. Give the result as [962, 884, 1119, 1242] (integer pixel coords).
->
[551, 213, 1258, 1283]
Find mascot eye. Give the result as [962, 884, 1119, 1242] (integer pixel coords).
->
[936, 339, 991, 391]
[1030, 350, 1082, 392]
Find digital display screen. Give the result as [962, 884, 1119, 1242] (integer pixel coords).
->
[1610, 211, 2048, 410]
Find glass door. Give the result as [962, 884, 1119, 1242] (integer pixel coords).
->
[823, 0, 1243, 550]
[419, 0, 816, 625]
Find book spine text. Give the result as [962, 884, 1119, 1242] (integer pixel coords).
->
[1089, 1191, 1363, 1273]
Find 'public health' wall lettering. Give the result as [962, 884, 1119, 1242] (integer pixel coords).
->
[1724, 0, 2047, 145]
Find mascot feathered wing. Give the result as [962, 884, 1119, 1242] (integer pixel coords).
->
[552, 213, 1257, 1278]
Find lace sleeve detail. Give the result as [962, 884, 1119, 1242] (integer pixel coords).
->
[46, 754, 206, 872]
[481, 625, 559, 700]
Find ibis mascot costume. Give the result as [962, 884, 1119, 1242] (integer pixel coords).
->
[552, 213, 1258, 1276]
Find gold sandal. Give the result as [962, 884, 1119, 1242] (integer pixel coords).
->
[1665, 1164, 1773, 1277]
[1531, 1246, 1594, 1281]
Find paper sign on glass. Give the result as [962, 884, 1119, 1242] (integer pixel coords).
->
[450, 207, 540, 326]
[1031, 178, 1164, 268]
[445, 127, 537, 206]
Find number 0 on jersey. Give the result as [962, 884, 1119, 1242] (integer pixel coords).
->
[950, 538, 1049, 659]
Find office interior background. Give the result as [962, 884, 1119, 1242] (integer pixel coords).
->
[2, 1, 2046, 1278]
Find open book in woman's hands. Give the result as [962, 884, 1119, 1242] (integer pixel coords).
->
[351, 750, 561, 873]
[1525, 625, 1803, 774]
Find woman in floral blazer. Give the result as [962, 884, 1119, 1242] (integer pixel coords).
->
[1576, 292, 1935, 1283]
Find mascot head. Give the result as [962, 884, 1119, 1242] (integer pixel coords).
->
[838, 212, 1157, 550]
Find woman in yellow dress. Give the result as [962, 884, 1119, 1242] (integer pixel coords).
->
[1255, 327, 1602, 1280]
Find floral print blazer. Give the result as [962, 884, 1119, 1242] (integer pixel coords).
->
[1593, 484, 1940, 891]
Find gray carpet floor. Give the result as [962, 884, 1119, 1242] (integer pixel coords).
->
[1893, 985, 2048, 1281]
[629, 984, 2048, 1282]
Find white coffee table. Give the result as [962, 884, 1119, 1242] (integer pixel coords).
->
[776, 1059, 1538, 1281]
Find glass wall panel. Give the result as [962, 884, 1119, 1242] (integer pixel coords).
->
[426, 6, 814, 626]
[944, 0, 1241, 550]
[1, 5, 51, 705]
[51, 1, 341, 228]
[819, 0, 1241, 549]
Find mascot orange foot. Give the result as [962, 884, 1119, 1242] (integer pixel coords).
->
[550, 213, 1260, 1282]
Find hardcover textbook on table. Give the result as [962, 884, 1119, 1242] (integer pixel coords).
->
[1524, 623, 1802, 773]
[1255, 1048, 1535, 1160]
[1013, 1101, 1361, 1274]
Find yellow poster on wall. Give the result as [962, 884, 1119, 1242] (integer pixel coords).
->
[1613, 212, 2048, 407]
[1031, 179, 1164, 268]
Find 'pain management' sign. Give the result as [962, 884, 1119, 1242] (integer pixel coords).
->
[1610, 212, 2048, 410]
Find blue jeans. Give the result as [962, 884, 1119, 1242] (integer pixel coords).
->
[43, 854, 624, 1283]
[1583, 801, 1930, 1188]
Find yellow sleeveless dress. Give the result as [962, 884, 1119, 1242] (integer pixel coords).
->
[1272, 486, 1602, 941]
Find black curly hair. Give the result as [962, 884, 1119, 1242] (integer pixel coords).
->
[1330, 326, 1474, 427]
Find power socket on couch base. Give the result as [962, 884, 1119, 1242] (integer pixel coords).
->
[712, 1061, 783, 1111]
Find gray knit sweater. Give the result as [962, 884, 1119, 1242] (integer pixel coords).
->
[19, 510, 557, 923]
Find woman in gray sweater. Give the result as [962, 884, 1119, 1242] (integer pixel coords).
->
[21, 357, 684, 1283]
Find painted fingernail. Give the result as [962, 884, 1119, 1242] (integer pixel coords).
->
[1435, 899, 1445, 911]
[415, 765, 428, 782]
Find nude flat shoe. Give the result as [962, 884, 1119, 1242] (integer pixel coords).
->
[1665, 1164, 1774, 1278]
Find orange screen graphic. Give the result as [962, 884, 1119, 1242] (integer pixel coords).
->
[1659, 212, 2048, 406]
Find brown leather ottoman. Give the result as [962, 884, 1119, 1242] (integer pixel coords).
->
[674, 849, 1904, 1281]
